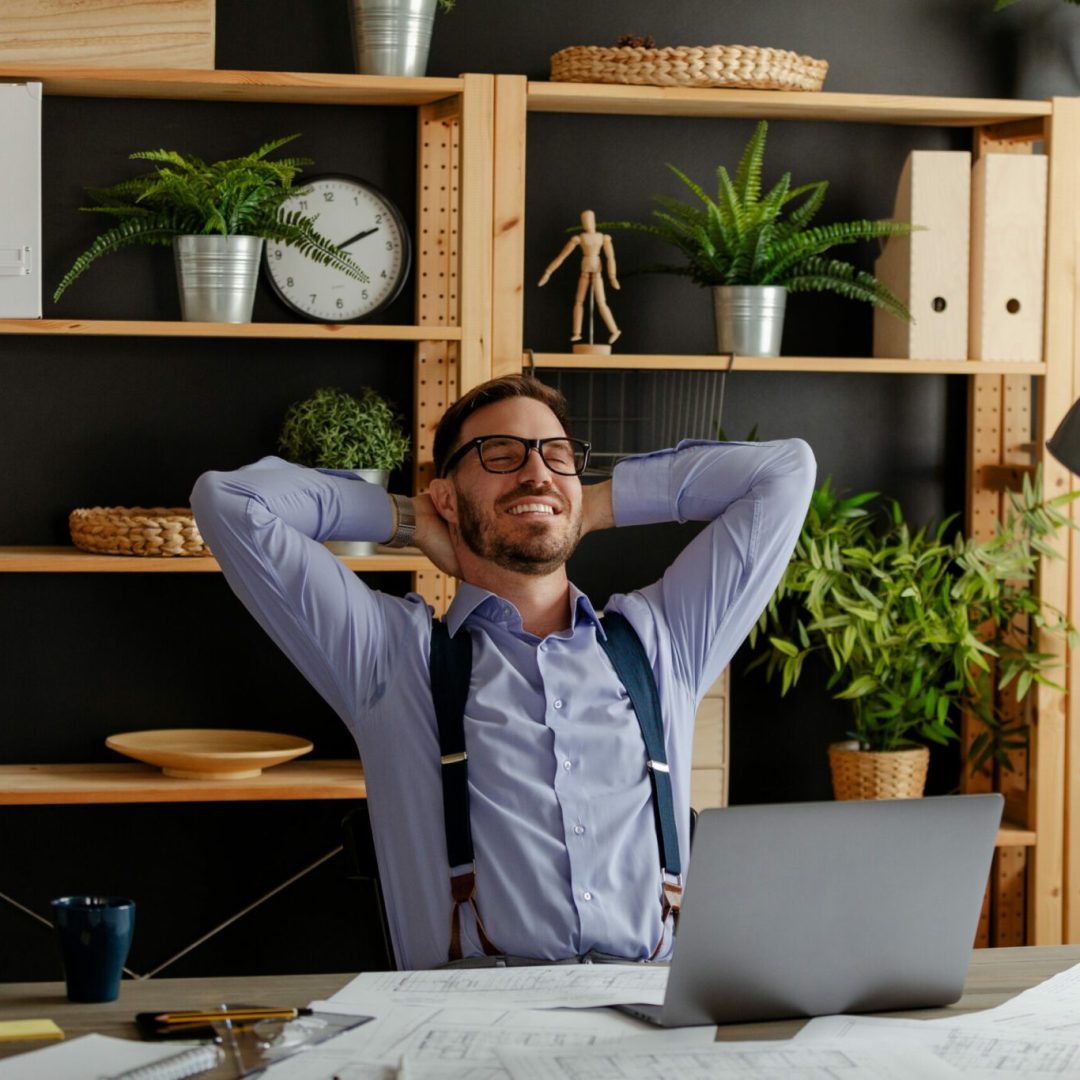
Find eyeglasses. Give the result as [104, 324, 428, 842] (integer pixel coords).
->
[441, 435, 591, 477]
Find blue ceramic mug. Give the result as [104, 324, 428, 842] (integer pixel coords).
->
[51, 896, 135, 1003]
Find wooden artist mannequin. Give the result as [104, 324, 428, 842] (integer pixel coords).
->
[538, 209, 621, 353]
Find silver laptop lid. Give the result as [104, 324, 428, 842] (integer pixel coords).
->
[662, 794, 1004, 1026]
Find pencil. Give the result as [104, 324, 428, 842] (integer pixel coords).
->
[153, 1007, 310, 1024]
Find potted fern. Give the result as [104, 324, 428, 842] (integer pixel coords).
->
[604, 120, 913, 356]
[747, 473, 1077, 799]
[278, 386, 410, 555]
[53, 134, 367, 323]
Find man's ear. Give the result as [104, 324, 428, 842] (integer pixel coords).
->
[428, 477, 458, 524]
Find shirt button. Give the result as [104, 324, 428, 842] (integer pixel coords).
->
[553, 699, 563, 709]
[583, 891, 593, 901]
[574, 825, 585, 835]
[563, 760, 572, 771]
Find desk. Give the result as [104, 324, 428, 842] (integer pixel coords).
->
[2, 946, 1078, 1072]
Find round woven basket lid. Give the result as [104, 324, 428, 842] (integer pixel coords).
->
[550, 43, 828, 92]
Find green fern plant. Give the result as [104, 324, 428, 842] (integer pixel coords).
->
[278, 386, 410, 472]
[53, 134, 368, 301]
[602, 120, 914, 321]
[747, 472, 1079, 770]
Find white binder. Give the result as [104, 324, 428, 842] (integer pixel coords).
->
[873, 150, 971, 361]
[969, 152, 1048, 363]
[0, 81, 42, 318]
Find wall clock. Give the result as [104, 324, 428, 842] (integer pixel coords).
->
[264, 174, 411, 321]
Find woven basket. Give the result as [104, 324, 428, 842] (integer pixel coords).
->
[828, 741, 929, 801]
[69, 507, 210, 557]
[550, 43, 828, 92]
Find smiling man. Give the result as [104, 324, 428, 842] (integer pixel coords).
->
[191, 374, 815, 970]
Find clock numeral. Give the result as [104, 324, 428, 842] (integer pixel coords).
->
[273, 249, 282, 260]
[380, 270, 387, 278]
[309, 294, 317, 304]
[286, 276, 294, 288]
[362, 289, 369, 300]
[375, 213, 383, 224]
[298, 200, 308, 211]
[385, 240, 393, 251]
[323, 191, 335, 202]
[335, 298, 344, 310]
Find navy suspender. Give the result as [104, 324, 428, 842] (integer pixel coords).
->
[596, 612, 681, 879]
[428, 611, 682, 962]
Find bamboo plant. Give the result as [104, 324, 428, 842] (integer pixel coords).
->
[748, 472, 1078, 771]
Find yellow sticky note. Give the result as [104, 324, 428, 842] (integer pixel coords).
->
[0, 1019, 64, 1041]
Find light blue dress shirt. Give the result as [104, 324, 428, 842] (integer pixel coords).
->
[190, 438, 815, 970]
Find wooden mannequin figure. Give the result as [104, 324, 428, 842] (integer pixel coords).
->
[538, 209, 621, 354]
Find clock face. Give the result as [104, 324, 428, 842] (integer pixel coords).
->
[264, 174, 411, 321]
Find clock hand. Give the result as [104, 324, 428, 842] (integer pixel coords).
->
[337, 226, 380, 249]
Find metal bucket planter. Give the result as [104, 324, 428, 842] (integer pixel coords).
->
[712, 285, 786, 357]
[173, 235, 264, 323]
[348, 0, 436, 77]
[325, 468, 389, 557]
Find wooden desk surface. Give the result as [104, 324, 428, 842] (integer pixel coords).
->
[1, 946, 1078, 1072]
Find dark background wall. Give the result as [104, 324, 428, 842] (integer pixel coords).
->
[0, 0, 1058, 979]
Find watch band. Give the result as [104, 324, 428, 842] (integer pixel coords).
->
[386, 493, 417, 548]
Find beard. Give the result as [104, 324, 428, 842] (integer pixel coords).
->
[456, 482, 583, 575]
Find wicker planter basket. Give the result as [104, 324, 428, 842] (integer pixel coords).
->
[550, 43, 828, 92]
[69, 507, 210, 557]
[828, 741, 930, 801]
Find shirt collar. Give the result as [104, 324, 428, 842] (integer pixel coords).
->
[443, 581, 604, 638]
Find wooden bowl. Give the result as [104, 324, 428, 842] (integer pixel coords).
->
[105, 729, 314, 780]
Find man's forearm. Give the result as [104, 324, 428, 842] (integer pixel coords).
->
[581, 479, 614, 537]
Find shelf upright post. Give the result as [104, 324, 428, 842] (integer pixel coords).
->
[1043, 96, 1080, 945]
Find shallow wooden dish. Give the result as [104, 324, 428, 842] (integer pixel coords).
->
[105, 729, 314, 780]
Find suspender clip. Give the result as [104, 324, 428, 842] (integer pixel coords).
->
[646, 759, 669, 773]
[441, 751, 468, 766]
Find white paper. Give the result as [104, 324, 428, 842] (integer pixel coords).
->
[497, 1036, 958, 1080]
[325, 964, 668, 1010]
[0, 1032, 204, 1080]
[798, 1013, 1080, 1076]
[261, 1003, 669, 1080]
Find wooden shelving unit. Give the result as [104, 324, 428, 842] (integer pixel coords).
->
[490, 76, 1079, 948]
[0, 68, 494, 812]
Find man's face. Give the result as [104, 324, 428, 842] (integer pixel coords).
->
[445, 396, 584, 576]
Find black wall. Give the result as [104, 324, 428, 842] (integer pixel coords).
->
[1, 0, 1048, 978]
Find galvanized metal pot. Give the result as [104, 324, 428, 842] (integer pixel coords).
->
[349, 0, 436, 77]
[325, 469, 389, 557]
[712, 285, 787, 357]
[173, 235, 264, 323]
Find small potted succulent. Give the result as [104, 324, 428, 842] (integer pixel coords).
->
[278, 386, 411, 555]
[603, 120, 913, 356]
[53, 134, 367, 323]
[747, 472, 1078, 799]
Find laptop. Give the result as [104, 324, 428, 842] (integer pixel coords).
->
[620, 793, 1003, 1027]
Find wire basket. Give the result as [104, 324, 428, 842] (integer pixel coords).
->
[69, 507, 211, 557]
[550, 43, 828, 92]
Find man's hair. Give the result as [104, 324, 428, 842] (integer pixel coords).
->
[433, 375, 574, 477]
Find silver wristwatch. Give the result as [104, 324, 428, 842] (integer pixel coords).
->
[386, 493, 417, 548]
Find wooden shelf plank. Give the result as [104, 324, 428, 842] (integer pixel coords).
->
[0, 65, 463, 105]
[0, 761, 365, 804]
[0, 320, 461, 341]
[527, 83, 1052, 126]
[0, 546, 433, 573]
[527, 353, 1049, 375]
[998, 822, 1037, 848]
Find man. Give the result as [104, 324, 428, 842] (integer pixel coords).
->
[190, 374, 815, 970]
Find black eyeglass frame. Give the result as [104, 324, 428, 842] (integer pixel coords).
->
[440, 435, 592, 478]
